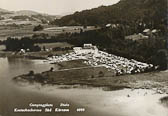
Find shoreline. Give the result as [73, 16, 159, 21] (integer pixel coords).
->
[0, 50, 166, 95]
[0, 49, 73, 60]
[13, 69, 168, 95]
[0, 51, 47, 59]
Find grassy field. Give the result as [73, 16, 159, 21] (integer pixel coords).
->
[36, 42, 73, 49]
[0, 25, 56, 40]
[46, 70, 168, 87]
[14, 62, 168, 93]
[0, 25, 34, 40]
[0, 25, 99, 41]
[46, 66, 115, 84]
[57, 60, 88, 69]
[43, 26, 99, 33]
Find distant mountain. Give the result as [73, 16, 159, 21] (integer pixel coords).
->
[11, 10, 61, 22]
[0, 8, 13, 15]
[0, 8, 61, 25]
[0, 8, 8, 12]
[14, 10, 40, 16]
[53, 0, 167, 27]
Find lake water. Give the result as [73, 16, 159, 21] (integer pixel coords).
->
[0, 57, 168, 116]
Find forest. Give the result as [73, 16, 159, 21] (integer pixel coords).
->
[52, 0, 167, 30]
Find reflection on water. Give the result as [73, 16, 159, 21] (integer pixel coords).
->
[160, 96, 168, 107]
[0, 57, 168, 116]
[19, 83, 168, 116]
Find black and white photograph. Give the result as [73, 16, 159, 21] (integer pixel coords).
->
[0, 0, 168, 116]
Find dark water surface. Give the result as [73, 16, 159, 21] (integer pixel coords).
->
[0, 57, 60, 116]
[0, 57, 112, 116]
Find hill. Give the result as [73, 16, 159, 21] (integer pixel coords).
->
[14, 10, 40, 16]
[50, 0, 167, 69]
[0, 8, 61, 25]
[0, 8, 9, 12]
[0, 8, 13, 15]
[53, 0, 167, 27]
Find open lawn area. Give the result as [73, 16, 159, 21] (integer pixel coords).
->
[56, 60, 88, 69]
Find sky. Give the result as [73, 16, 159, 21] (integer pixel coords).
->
[0, 0, 120, 15]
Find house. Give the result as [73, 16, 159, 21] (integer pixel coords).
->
[125, 33, 148, 41]
[83, 44, 93, 49]
[126, 28, 159, 41]
[151, 29, 157, 33]
[143, 29, 159, 37]
[151, 29, 159, 37]
[106, 24, 118, 28]
[19, 49, 26, 55]
[106, 24, 112, 28]
[143, 29, 151, 35]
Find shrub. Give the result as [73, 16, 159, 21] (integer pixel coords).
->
[33, 25, 44, 31]
[98, 71, 104, 77]
[28, 70, 34, 76]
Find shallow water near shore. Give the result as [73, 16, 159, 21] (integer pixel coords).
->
[18, 83, 168, 116]
[0, 57, 168, 116]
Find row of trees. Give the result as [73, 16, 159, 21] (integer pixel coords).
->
[53, 47, 72, 51]
[2, 32, 71, 52]
[5, 37, 41, 52]
[2, 33, 69, 51]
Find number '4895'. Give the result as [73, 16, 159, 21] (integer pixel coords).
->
[76, 108, 85, 112]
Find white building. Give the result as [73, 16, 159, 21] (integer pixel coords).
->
[106, 24, 112, 27]
[19, 49, 26, 55]
[143, 29, 151, 36]
[73, 44, 98, 55]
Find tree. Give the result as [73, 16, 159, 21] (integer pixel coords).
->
[33, 25, 44, 31]
[155, 50, 167, 70]
[98, 71, 104, 77]
[50, 67, 54, 72]
[43, 46, 46, 51]
[83, 25, 87, 29]
[34, 74, 45, 82]
[28, 70, 35, 76]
